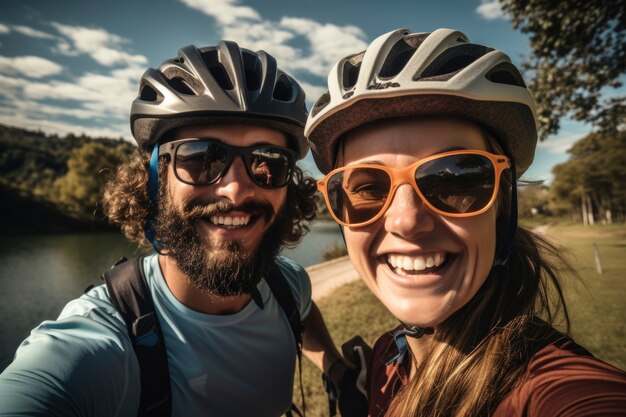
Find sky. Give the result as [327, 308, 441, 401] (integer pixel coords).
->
[0, 0, 599, 182]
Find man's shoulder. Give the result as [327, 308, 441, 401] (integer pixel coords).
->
[60, 282, 125, 324]
[0, 283, 140, 416]
[275, 255, 307, 274]
[273, 256, 312, 318]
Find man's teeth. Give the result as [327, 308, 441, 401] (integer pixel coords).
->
[210, 215, 251, 227]
[387, 253, 447, 272]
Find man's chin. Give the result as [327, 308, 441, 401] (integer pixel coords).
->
[196, 218, 267, 254]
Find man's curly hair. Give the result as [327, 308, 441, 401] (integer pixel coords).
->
[102, 150, 318, 249]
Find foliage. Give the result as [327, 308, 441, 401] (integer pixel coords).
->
[54, 142, 133, 221]
[549, 131, 626, 222]
[518, 183, 550, 217]
[500, 0, 625, 138]
[0, 124, 135, 232]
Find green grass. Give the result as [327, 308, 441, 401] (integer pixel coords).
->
[293, 222, 626, 416]
[542, 223, 626, 369]
[295, 280, 397, 416]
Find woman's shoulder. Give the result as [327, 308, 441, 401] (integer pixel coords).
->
[495, 336, 626, 416]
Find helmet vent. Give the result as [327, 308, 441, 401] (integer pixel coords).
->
[379, 35, 425, 79]
[342, 52, 365, 89]
[139, 85, 158, 102]
[311, 91, 330, 117]
[162, 67, 204, 95]
[167, 77, 195, 95]
[201, 50, 234, 90]
[417, 44, 493, 81]
[242, 52, 262, 90]
[273, 74, 293, 101]
[486, 62, 527, 88]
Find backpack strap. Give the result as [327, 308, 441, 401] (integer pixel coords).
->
[265, 261, 306, 416]
[102, 257, 171, 417]
[264, 262, 303, 354]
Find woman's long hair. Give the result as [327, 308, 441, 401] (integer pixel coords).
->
[384, 132, 574, 417]
[102, 149, 318, 249]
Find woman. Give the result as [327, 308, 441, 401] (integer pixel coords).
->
[305, 28, 626, 417]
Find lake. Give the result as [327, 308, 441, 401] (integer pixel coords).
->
[0, 221, 344, 371]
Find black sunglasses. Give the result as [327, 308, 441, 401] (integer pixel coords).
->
[158, 138, 297, 188]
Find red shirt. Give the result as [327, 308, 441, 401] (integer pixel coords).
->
[366, 329, 626, 417]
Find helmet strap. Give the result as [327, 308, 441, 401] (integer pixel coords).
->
[385, 325, 434, 366]
[494, 161, 517, 266]
[145, 143, 162, 252]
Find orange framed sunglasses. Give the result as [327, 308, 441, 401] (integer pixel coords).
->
[317, 150, 510, 228]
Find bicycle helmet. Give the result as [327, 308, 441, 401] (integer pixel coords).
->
[131, 41, 308, 159]
[305, 28, 538, 174]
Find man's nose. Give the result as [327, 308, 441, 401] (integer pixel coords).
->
[213, 156, 255, 203]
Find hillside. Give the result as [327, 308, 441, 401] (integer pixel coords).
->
[0, 124, 135, 233]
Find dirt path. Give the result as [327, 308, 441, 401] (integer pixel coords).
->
[306, 256, 359, 301]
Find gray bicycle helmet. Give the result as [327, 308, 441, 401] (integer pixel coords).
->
[131, 41, 308, 159]
[305, 28, 538, 175]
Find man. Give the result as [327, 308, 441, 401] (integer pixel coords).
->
[0, 41, 347, 416]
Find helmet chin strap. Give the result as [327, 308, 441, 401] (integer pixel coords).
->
[145, 143, 162, 252]
[493, 160, 518, 267]
[401, 324, 435, 338]
[386, 324, 434, 366]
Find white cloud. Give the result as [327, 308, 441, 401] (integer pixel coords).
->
[11, 24, 56, 39]
[180, 0, 261, 25]
[52, 22, 147, 66]
[537, 132, 583, 154]
[0, 63, 140, 137]
[0, 55, 63, 78]
[476, 0, 508, 20]
[280, 19, 368, 77]
[187, 3, 370, 80]
[20, 71, 137, 118]
[0, 23, 57, 39]
[298, 80, 328, 107]
[0, 111, 130, 139]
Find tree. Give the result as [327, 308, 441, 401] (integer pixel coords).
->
[500, 0, 625, 139]
[549, 131, 626, 223]
[55, 142, 133, 221]
[518, 183, 550, 218]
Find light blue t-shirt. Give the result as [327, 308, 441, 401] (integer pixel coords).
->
[0, 254, 312, 417]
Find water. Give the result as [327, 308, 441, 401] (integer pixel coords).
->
[0, 221, 343, 371]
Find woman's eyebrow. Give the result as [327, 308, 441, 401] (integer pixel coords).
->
[346, 147, 473, 166]
[438, 146, 467, 153]
[359, 159, 385, 165]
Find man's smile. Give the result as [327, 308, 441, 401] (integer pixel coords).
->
[209, 214, 251, 228]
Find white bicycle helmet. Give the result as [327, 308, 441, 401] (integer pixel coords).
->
[131, 41, 308, 159]
[305, 28, 538, 174]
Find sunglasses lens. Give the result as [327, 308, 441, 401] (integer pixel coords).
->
[175, 141, 227, 185]
[415, 154, 495, 214]
[326, 167, 391, 225]
[249, 147, 293, 187]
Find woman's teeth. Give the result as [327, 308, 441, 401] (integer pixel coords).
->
[386, 253, 447, 274]
[210, 215, 251, 227]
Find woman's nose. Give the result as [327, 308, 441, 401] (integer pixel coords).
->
[383, 184, 435, 238]
[213, 156, 255, 203]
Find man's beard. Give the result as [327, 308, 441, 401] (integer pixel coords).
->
[154, 194, 287, 297]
